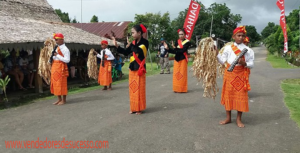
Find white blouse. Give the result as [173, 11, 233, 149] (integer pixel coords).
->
[53, 44, 70, 63]
[97, 48, 115, 60]
[217, 42, 254, 69]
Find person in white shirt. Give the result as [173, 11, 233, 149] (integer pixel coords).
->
[51, 33, 70, 105]
[94, 40, 115, 90]
[217, 26, 254, 128]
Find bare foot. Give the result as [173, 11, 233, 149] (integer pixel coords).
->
[53, 100, 61, 105]
[102, 87, 107, 90]
[108, 87, 112, 90]
[57, 101, 66, 105]
[219, 119, 231, 125]
[236, 120, 245, 128]
[136, 111, 142, 115]
[129, 111, 135, 114]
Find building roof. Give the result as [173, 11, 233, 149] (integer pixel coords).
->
[0, 0, 61, 22]
[71, 22, 132, 41]
[0, 0, 121, 47]
[0, 16, 119, 46]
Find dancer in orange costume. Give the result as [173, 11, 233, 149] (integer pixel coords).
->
[95, 40, 115, 90]
[167, 28, 191, 93]
[217, 26, 255, 128]
[112, 24, 148, 115]
[51, 33, 70, 105]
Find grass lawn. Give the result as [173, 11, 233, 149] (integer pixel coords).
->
[266, 54, 298, 69]
[281, 79, 300, 128]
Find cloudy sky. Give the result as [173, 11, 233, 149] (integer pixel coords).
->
[47, 0, 299, 33]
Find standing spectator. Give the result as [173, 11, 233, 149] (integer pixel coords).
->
[212, 35, 218, 51]
[158, 38, 170, 74]
[114, 54, 123, 79]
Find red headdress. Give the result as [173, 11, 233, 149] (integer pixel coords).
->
[233, 26, 247, 36]
[100, 40, 108, 45]
[140, 24, 147, 33]
[177, 28, 187, 34]
[244, 36, 250, 43]
[53, 33, 64, 39]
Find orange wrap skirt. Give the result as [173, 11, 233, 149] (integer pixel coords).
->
[129, 70, 146, 112]
[221, 65, 249, 112]
[173, 60, 188, 93]
[51, 60, 68, 96]
[98, 60, 112, 86]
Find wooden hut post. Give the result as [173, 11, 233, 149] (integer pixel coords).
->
[33, 47, 43, 93]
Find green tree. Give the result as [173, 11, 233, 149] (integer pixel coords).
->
[128, 12, 172, 52]
[90, 15, 99, 23]
[172, 2, 242, 43]
[171, 1, 208, 45]
[55, 9, 71, 23]
[286, 8, 300, 32]
[71, 17, 79, 23]
[245, 25, 261, 43]
[261, 22, 279, 39]
[206, 3, 242, 41]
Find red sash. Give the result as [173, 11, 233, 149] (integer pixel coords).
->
[231, 44, 250, 91]
[178, 39, 188, 62]
[132, 41, 146, 76]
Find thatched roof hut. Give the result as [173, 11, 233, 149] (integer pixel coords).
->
[0, 0, 121, 50]
[0, 0, 122, 93]
[0, 15, 120, 50]
[0, 0, 62, 22]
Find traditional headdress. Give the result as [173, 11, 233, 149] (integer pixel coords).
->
[53, 33, 64, 39]
[233, 26, 247, 36]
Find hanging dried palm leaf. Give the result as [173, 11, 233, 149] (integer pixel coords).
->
[192, 37, 218, 99]
[38, 38, 55, 85]
[87, 49, 98, 80]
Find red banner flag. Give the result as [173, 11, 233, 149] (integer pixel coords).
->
[183, 0, 201, 40]
[276, 0, 288, 53]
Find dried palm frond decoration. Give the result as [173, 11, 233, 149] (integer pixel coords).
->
[87, 49, 98, 80]
[218, 42, 233, 77]
[192, 37, 218, 99]
[38, 38, 55, 85]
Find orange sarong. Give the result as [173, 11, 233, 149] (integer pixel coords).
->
[50, 60, 68, 96]
[221, 65, 249, 112]
[173, 60, 188, 92]
[129, 70, 146, 112]
[98, 60, 112, 86]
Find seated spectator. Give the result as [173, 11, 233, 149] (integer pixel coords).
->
[4, 50, 26, 90]
[19, 51, 34, 88]
[69, 52, 77, 79]
[77, 52, 85, 80]
[0, 54, 5, 79]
